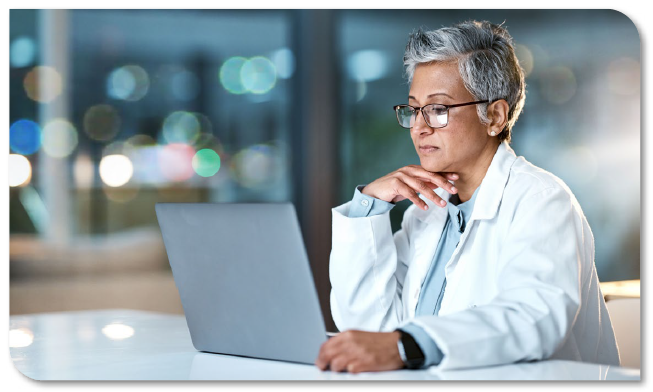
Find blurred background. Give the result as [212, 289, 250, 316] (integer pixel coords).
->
[9, 10, 640, 334]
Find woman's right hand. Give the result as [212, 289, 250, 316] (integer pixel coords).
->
[361, 165, 458, 210]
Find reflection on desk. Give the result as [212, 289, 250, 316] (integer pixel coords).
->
[9, 309, 640, 381]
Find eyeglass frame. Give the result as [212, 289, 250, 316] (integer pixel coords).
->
[392, 100, 491, 129]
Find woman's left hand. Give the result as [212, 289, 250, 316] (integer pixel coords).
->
[315, 330, 405, 373]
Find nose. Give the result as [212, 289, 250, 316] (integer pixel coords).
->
[411, 108, 434, 136]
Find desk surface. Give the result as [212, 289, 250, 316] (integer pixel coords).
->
[9, 309, 640, 381]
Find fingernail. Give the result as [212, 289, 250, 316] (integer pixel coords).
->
[424, 205, 429, 210]
[440, 200, 446, 206]
[451, 187, 457, 193]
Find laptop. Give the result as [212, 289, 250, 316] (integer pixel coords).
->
[155, 202, 335, 365]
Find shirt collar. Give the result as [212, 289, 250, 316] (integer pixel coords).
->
[446, 185, 480, 232]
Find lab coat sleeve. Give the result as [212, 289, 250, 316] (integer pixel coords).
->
[405, 186, 584, 370]
[329, 200, 416, 332]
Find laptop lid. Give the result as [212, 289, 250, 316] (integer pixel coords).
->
[155, 202, 328, 365]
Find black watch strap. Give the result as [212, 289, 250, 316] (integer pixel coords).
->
[397, 329, 425, 369]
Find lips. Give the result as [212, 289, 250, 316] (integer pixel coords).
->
[419, 145, 439, 153]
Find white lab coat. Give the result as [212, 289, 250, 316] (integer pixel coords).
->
[329, 140, 621, 370]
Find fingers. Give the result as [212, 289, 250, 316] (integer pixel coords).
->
[391, 178, 430, 211]
[330, 355, 352, 372]
[315, 341, 355, 373]
[405, 166, 458, 195]
[399, 174, 448, 208]
[315, 342, 335, 370]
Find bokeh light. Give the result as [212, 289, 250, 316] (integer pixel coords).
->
[10, 119, 41, 155]
[240, 56, 277, 94]
[170, 69, 200, 101]
[129, 145, 164, 184]
[9, 154, 32, 187]
[192, 132, 223, 154]
[347, 50, 388, 82]
[356, 80, 367, 102]
[540, 65, 577, 104]
[124, 134, 156, 157]
[101, 323, 135, 340]
[230, 144, 283, 189]
[527, 44, 550, 76]
[102, 141, 128, 157]
[83, 104, 122, 142]
[23, 66, 63, 102]
[106, 65, 150, 101]
[41, 119, 79, 158]
[219, 56, 248, 94]
[607, 57, 640, 96]
[194, 112, 213, 134]
[74, 153, 95, 188]
[192, 149, 221, 177]
[125, 134, 156, 148]
[272, 47, 295, 79]
[10, 36, 36, 68]
[99, 154, 133, 187]
[162, 111, 201, 144]
[9, 328, 34, 348]
[515, 44, 534, 77]
[158, 143, 196, 182]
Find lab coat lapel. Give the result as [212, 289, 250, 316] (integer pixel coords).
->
[442, 141, 518, 309]
[404, 191, 450, 318]
[407, 141, 518, 317]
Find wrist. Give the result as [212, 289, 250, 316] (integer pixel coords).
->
[361, 186, 389, 203]
[360, 186, 374, 198]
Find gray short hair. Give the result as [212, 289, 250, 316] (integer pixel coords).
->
[403, 20, 526, 143]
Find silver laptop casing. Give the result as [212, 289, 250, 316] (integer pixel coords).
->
[155, 202, 328, 364]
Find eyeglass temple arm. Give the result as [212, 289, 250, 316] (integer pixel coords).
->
[446, 100, 490, 108]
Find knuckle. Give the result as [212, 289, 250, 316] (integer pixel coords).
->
[323, 347, 335, 358]
[320, 347, 332, 359]
[331, 359, 346, 372]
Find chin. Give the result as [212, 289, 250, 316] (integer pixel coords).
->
[419, 159, 446, 173]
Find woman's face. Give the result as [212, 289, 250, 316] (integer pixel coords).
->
[408, 60, 494, 174]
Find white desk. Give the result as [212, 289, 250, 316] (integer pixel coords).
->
[9, 309, 640, 381]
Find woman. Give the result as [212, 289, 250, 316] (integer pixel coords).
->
[315, 20, 620, 373]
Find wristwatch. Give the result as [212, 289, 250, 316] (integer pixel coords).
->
[395, 329, 425, 369]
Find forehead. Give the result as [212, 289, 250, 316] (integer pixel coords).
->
[408, 61, 466, 100]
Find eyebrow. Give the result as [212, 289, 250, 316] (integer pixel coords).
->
[408, 93, 454, 101]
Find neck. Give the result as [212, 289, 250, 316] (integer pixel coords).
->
[454, 141, 500, 203]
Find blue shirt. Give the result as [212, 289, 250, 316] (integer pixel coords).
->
[348, 184, 479, 368]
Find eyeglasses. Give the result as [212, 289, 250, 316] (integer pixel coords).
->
[393, 100, 489, 129]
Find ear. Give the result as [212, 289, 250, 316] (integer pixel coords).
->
[487, 99, 510, 136]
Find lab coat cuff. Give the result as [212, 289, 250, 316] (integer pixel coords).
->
[332, 200, 393, 245]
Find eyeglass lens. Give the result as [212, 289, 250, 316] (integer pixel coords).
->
[397, 105, 448, 128]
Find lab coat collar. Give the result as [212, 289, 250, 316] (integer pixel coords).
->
[413, 140, 518, 224]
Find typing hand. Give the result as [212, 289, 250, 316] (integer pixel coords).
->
[315, 330, 404, 373]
